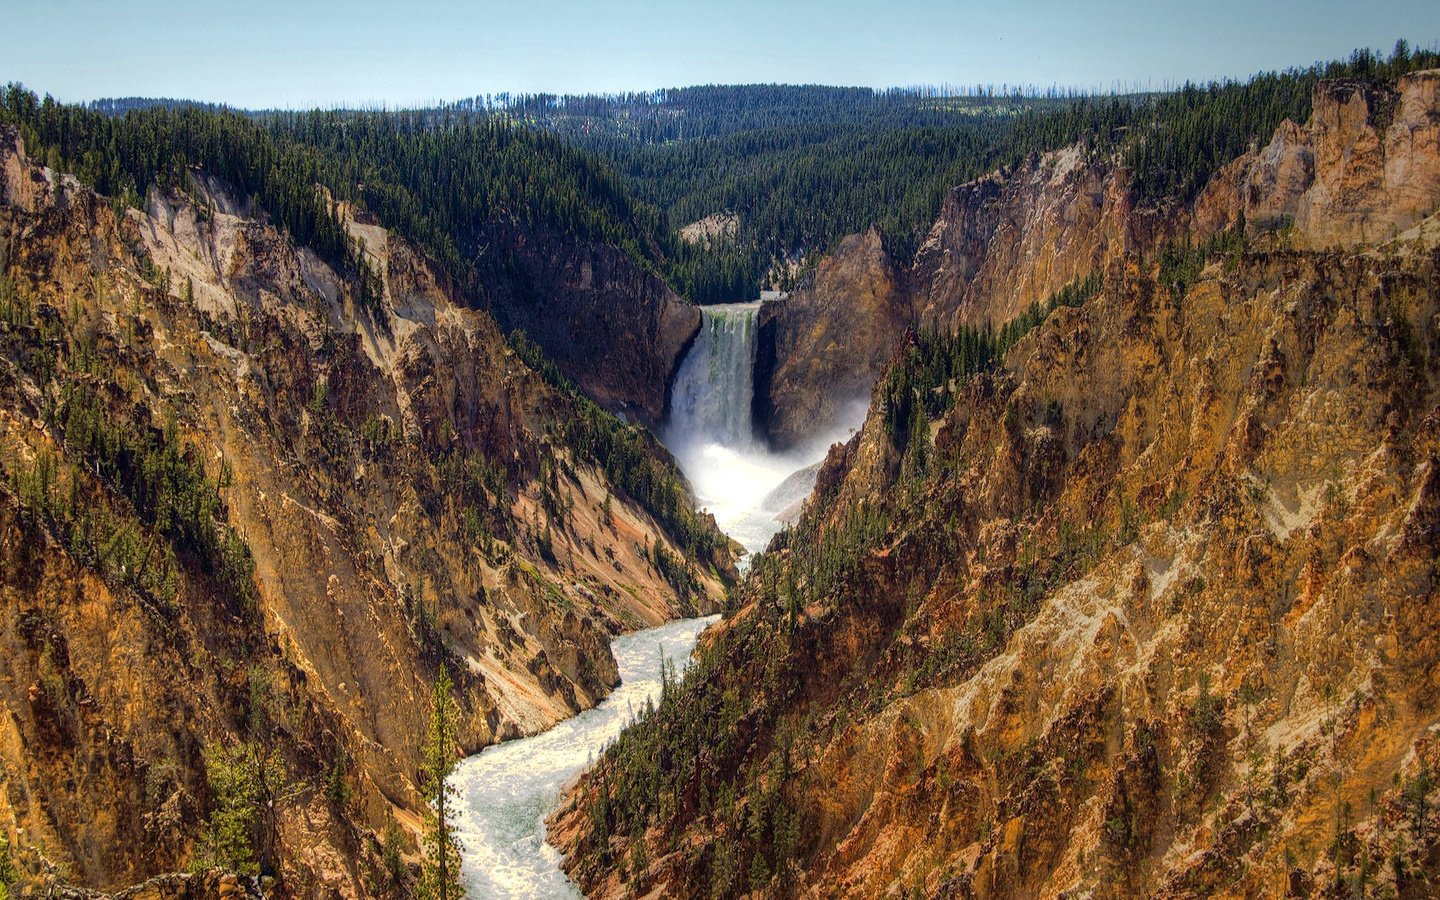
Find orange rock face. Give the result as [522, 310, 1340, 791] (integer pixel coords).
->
[908, 145, 1150, 332]
[757, 229, 910, 450]
[1194, 71, 1440, 247]
[760, 71, 1440, 455]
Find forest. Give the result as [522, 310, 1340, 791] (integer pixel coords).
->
[6, 43, 1436, 307]
[504, 42, 1440, 298]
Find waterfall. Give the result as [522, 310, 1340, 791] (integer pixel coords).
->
[663, 298, 864, 556]
[666, 301, 760, 450]
[663, 300, 801, 556]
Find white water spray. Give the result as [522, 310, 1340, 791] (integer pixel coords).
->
[663, 301, 858, 556]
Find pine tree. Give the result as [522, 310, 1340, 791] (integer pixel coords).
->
[200, 741, 286, 876]
[419, 666, 465, 900]
[0, 830, 16, 900]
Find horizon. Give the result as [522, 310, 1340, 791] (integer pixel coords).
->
[4, 0, 1439, 109]
[53, 81, 1241, 114]
[21, 52, 1440, 115]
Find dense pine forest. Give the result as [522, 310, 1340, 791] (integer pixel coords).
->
[594, 44, 1438, 296]
[0, 87, 668, 292]
[6, 43, 1436, 308]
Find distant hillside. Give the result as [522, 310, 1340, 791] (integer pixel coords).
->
[483, 84, 1085, 142]
[516, 44, 1440, 301]
[0, 86, 706, 422]
[86, 96, 236, 116]
[503, 84, 1107, 300]
[57, 46, 1440, 306]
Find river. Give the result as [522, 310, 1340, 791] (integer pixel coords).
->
[449, 614, 719, 898]
[449, 300, 858, 897]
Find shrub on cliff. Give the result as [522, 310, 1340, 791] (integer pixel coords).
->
[197, 742, 288, 877]
[0, 832, 15, 900]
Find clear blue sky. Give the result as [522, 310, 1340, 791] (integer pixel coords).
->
[6, 0, 1439, 108]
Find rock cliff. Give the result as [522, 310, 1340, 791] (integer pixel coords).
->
[908, 146, 1150, 332]
[755, 229, 909, 451]
[1195, 70, 1440, 247]
[0, 131, 729, 896]
[478, 222, 700, 425]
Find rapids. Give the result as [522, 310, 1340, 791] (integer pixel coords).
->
[450, 616, 718, 898]
[450, 299, 860, 897]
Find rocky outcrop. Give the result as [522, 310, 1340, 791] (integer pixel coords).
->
[754, 147, 1148, 451]
[50, 869, 264, 899]
[755, 229, 910, 450]
[909, 146, 1156, 331]
[479, 223, 700, 425]
[755, 144, 1150, 452]
[0, 132, 728, 896]
[1194, 70, 1440, 246]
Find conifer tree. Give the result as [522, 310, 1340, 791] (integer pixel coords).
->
[200, 741, 287, 877]
[419, 666, 465, 900]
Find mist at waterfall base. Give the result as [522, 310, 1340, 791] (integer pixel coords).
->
[663, 301, 866, 556]
[451, 615, 718, 899]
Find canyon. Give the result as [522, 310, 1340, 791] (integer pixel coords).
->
[2, 50, 1440, 900]
[553, 69, 1440, 899]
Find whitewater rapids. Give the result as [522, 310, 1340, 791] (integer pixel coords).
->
[448, 300, 861, 897]
[450, 615, 718, 898]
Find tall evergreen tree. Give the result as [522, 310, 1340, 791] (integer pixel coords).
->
[419, 666, 465, 900]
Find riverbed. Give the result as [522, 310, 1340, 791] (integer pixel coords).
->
[448, 299, 860, 897]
